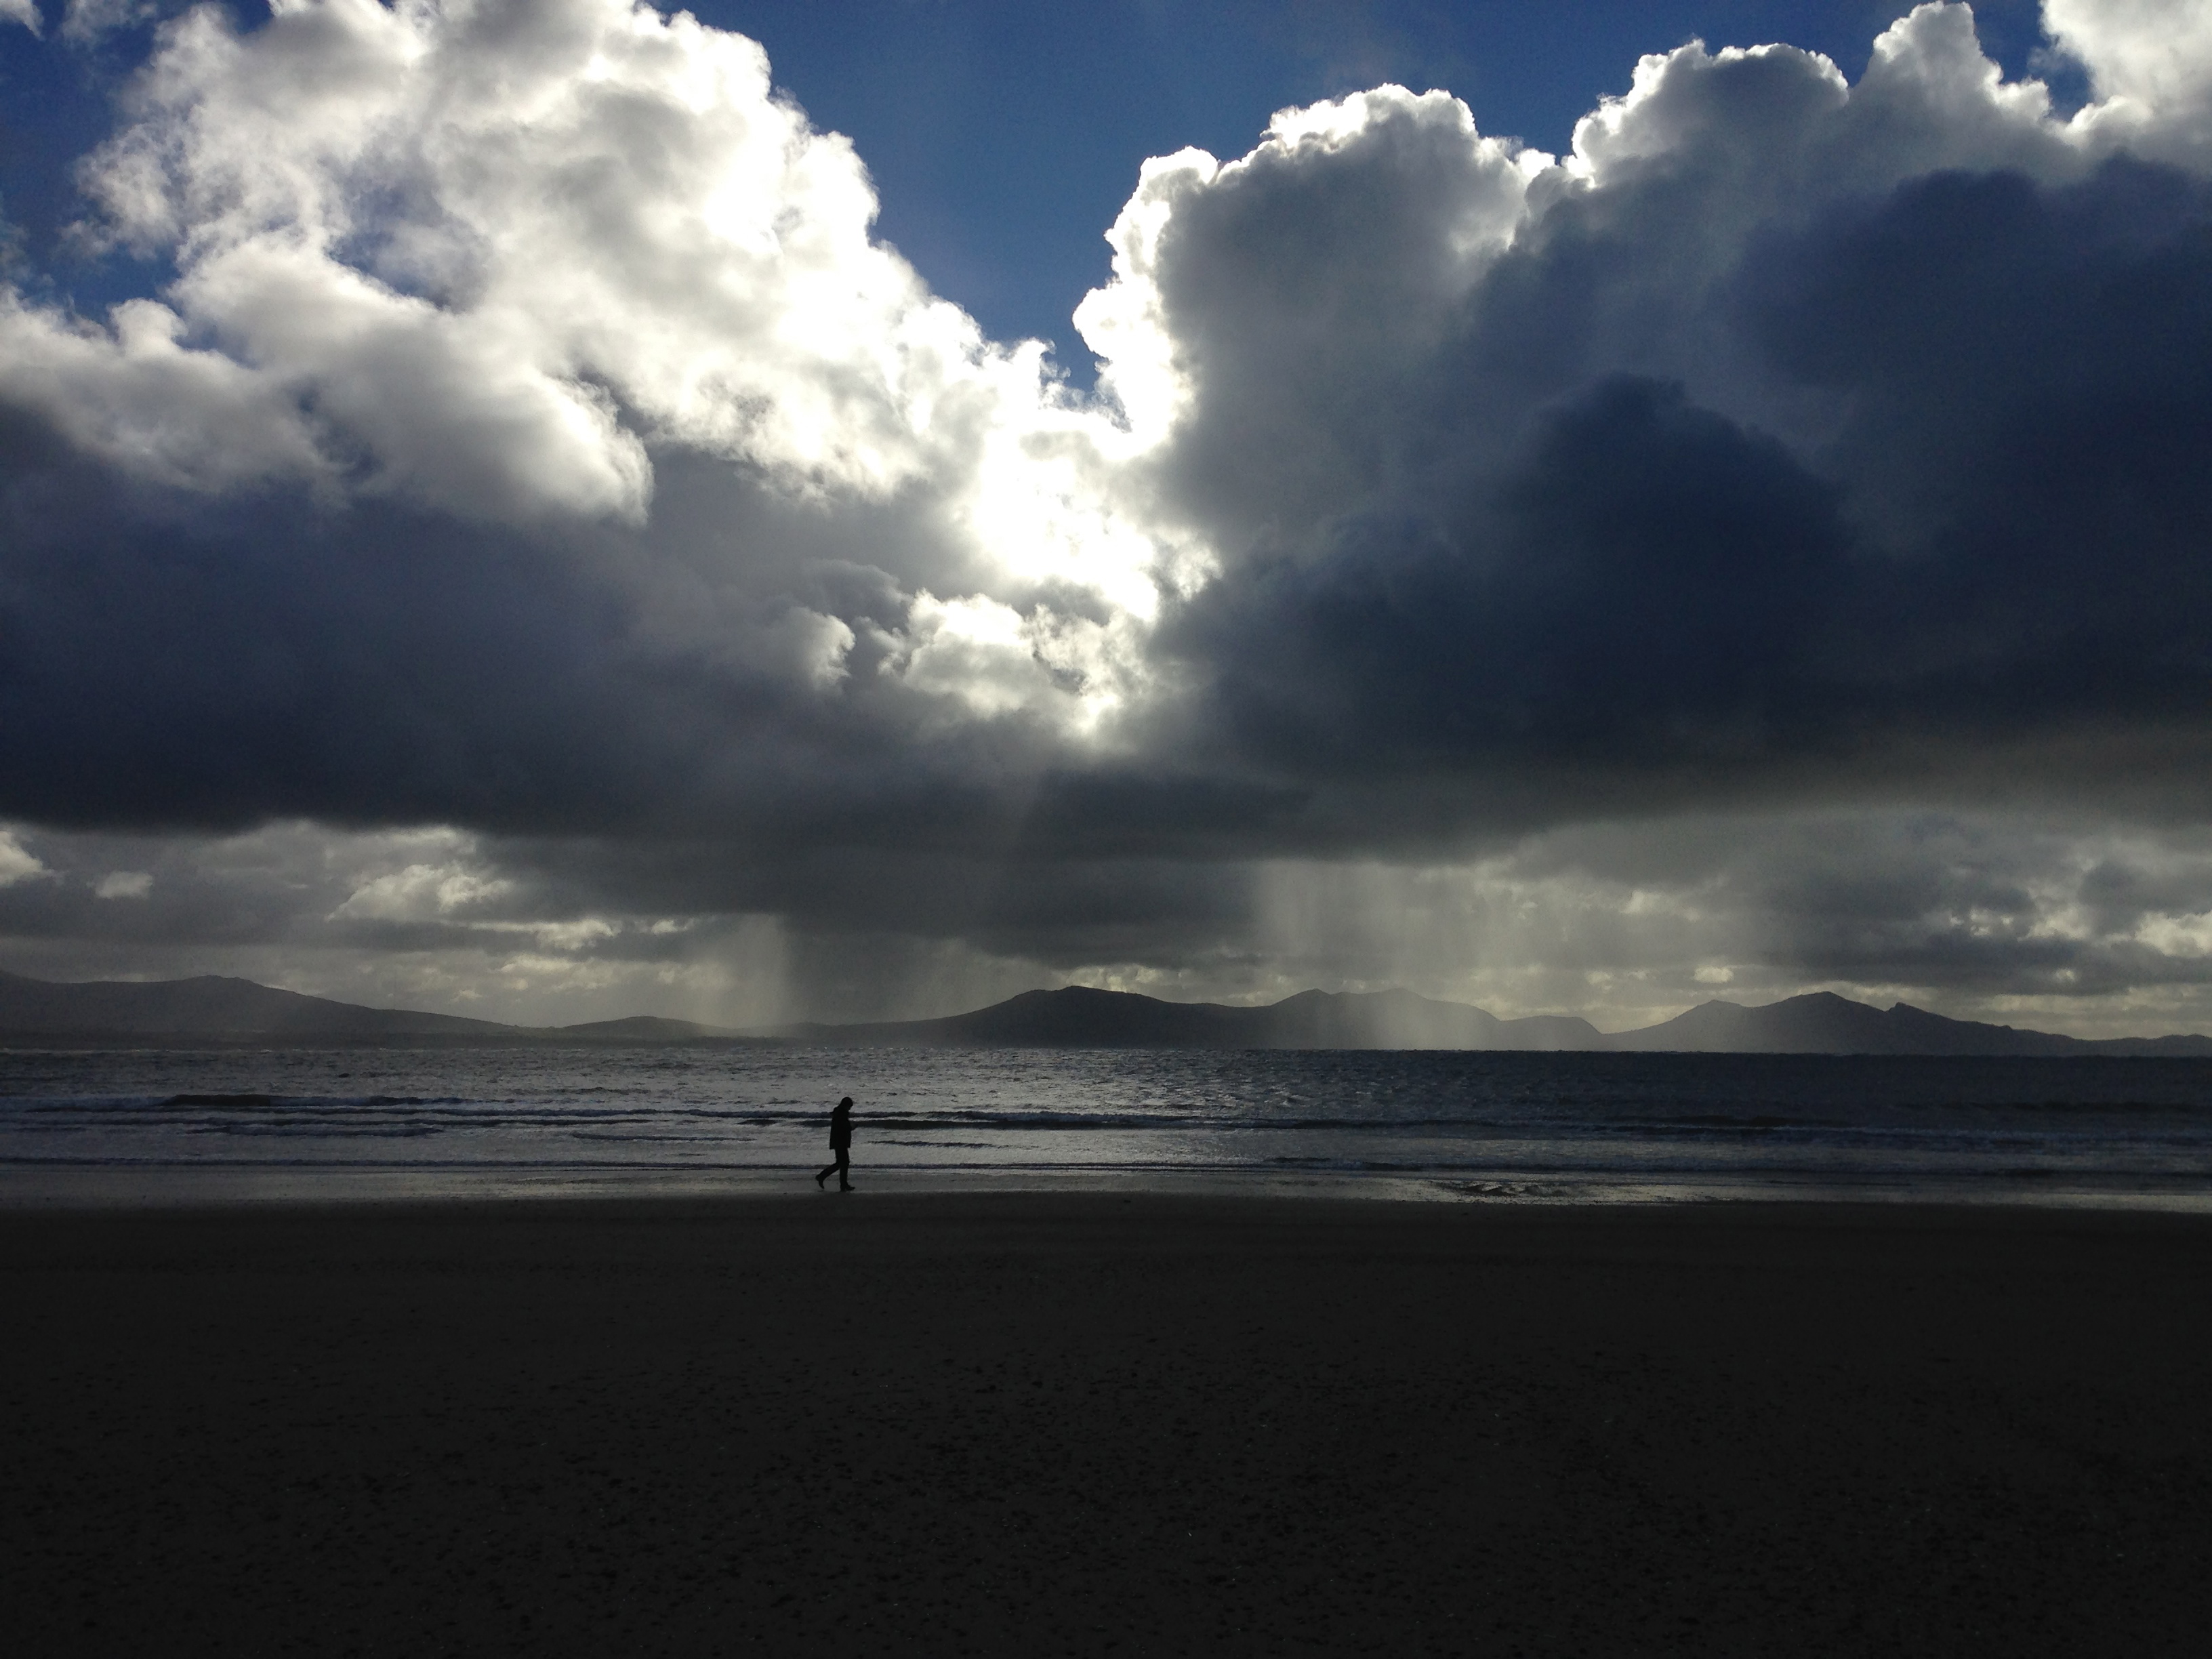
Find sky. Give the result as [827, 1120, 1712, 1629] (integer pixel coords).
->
[3, 0, 2212, 1036]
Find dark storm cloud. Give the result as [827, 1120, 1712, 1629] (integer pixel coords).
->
[468, 832, 1263, 972]
[0, 417, 1065, 848]
[1169, 375, 1849, 774]
[1154, 153, 2212, 825]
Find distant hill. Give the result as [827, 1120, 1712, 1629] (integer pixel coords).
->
[0, 969, 749, 1045]
[780, 985, 1602, 1050]
[553, 1015, 745, 1041]
[787, 984, 2212, 1056]
[0, 968, 518, 1041]
[1605, 991, 2212, 1057]
[5, 968, 2208, 1054]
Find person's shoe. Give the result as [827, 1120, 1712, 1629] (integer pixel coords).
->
[815, 1170, 827, 1189]
[840, 1183, 854, 1192]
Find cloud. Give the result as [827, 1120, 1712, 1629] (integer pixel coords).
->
[0, 293, 332, 491]
[2047, 0, 2212, 157]
[0, 819, 1063, 1024]
[6, 1, 2212, 1027]
[1, 0, 1191, 850]
[50, 0, 914, 518]
[1237, 808, 2212, 1036]
[9, 806, 2212, 1035]
[0, 830, 49, 886]
[327, 858, 508, 922]
[19, 0, 1175, 605]
[92, 869, 152, 898]
[1113, 3, 2212, 832]
[60, 1, 159, 45]
[2, 0, 43, 39]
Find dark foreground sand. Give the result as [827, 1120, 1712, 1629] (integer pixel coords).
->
[5, 1194, 2211, 1656]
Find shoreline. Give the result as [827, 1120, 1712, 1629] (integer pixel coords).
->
[5, 1158, 2212, 1213]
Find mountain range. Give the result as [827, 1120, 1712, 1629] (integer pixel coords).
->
[781, 985, 2212, 1056]
[3, 968, 2209, 1056]
[0, 968, 743, 1045]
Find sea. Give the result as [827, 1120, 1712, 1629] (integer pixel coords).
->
[5, 1044, 2212, 1209]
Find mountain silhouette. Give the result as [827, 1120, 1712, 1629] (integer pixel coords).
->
[1605, 991, 2150, 1054]
[4, 968, 2208, 1054]
[0, 968, 741, 1044]
[783, 985, 2212, 1056]
[779, 985, 1602, 1050]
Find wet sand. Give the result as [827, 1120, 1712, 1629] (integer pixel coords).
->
[5, 1193, 2211, 1655]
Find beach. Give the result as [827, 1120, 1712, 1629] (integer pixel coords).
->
[6, 1193, 2210, 1655]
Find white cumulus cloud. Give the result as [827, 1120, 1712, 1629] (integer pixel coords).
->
[2048, 0, 2212, 155]
[0, 830, 49, 886]
[10, 2, 1169, 586]
[3, 0, 1188, 734]
[331, 860, 514, 923]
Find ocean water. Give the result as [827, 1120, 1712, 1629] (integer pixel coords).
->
[5, 1044, 2212, 1208]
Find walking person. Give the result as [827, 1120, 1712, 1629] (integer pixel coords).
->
[815, 1095, 856, 1191]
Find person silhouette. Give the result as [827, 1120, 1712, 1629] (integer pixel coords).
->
[815, 1096, 855, 1191]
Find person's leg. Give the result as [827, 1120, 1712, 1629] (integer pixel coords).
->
[815, 1157, 838, 1187]
[837, 1148, 852, 1191]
